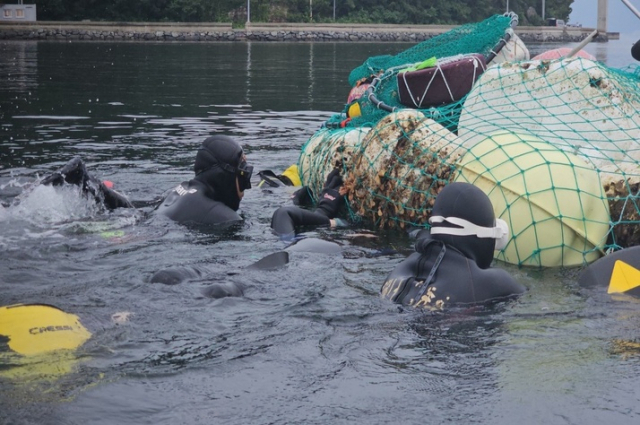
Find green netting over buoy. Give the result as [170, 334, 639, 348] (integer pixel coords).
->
[454, 131, 611, 267]
[348, 14, 512, 85]
[299, 14, 640, 267]
[326, 14, 522, 132]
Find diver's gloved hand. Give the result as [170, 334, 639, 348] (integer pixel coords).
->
[315, 168, 344, 219]
[331, 218, 349, 228]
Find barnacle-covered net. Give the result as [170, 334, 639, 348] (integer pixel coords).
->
[298, 15, 640, 267]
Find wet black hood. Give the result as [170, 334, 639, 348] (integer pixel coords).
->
[429, 182, 496, 269]
[193, 135, 244, 211]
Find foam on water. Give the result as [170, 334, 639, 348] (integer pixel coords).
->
[10, 184, 100, 226]
[0, 179, 144, 252]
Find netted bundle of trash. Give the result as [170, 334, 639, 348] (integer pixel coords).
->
[298, 13, 640, 267]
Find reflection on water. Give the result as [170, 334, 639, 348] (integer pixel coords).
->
[1, 39, 640, 425]
[0, 40, 38, 96]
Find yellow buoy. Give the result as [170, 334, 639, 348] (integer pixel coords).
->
[454, 131, 611, 267]
[347, 102, 362, 118]
[0, 303, 91, 356]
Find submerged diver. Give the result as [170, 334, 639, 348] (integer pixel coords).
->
[40, 135, 253, 227]
[381, 182, 525, 309]
[270, 167, 348, 240]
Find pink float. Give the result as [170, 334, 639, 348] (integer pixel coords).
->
[533, 47, 596, 61]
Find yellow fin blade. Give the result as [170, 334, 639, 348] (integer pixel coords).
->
[608, 261, 640, 294]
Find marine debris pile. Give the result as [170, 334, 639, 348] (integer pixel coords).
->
[298, 13, 640, 267]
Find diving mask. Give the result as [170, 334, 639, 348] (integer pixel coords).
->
[429, 215, 510, 251]
[237, 160, 253, 191]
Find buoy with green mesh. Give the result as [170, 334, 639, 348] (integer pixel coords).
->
[454, 131, 611, 267]
[299, 12, 640, 260]
[343, 109, 464, 229]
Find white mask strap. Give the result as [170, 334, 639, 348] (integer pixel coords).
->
[429, 216, 510, 251]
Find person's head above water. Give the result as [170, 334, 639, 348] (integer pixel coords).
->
[427, 182, 508, 269]
[193, 135, 253, 211]
[632, 39, 640, 62]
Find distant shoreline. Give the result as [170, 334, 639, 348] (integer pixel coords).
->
[0, 21, 618, 43]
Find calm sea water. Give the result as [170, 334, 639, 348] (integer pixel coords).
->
[1, 35, 640, 425]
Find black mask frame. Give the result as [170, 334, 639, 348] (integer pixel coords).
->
[236, 160, 253, 191]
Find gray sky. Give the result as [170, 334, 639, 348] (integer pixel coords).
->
[569, 0, 639, 34]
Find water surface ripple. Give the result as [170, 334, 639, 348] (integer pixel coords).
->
[1, 38, 640, 425]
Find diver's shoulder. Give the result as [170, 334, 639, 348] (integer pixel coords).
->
[480, 264, 526, 293]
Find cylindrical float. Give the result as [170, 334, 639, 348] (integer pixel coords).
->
[454, 131, 611, 267]
[344, 109, 465, 229]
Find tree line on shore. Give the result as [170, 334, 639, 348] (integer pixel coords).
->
[28, 0, 573, 26]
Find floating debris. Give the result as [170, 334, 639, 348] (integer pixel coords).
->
[299, 126, 371, 199]
[458, 57, 640, 172]
[344, 109, 464, 229]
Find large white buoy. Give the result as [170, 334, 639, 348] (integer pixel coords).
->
[454, 131, 611, 267]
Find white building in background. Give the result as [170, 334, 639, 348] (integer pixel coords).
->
[0, 3, 37, 22]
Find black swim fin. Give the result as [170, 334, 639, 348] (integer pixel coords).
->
[41, 157, 133, 210]
[247, 251, 289, 270]
[151, 252, 289, 286]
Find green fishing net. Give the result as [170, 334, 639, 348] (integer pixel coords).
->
[327, 14, 515, 131]
[299, 14, 640, 267]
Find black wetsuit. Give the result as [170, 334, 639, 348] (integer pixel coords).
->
[155, 135, 249, 226]
[155, 179, 241, 226]
[271, 206, 330, 238]
[41, 156, 133, 210]
[381, 182, 525, 309]
[270, 169, 344, 239]
[40, 136, 249, 228]
[381, 235, 525, 309]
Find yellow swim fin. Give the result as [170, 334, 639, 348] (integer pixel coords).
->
[0, 304, 91, 356]
[281, 164, 302, 187]
[608, 261, 640, 294]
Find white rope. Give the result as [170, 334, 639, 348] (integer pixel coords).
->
[399, 54, 485, 107]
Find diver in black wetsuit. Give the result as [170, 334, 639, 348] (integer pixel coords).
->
[270, 168, 348, 240]
[381, 182, 525, 309]
[155, 135, 253, 226]
[40, 156, 133, 210]
[40, 135, 253, 227]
